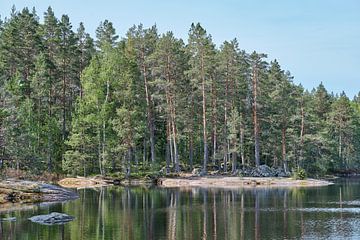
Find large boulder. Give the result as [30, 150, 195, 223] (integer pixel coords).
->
[29, 212, 74, 225]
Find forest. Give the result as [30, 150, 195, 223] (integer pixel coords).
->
[1, 6, 360, 178]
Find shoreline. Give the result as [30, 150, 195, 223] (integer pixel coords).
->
[158, 176, 333, 188]
[0, 180, 78, 205]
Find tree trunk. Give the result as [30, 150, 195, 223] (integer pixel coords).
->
[201, 54, 208, 174]
[232, 146, 237, 173]
[143, 137, 147, 164]
[97, 126, 103, 176]
[211, 78, 217, 165]
[224, 69, 229, 173]
[299, 100, 305, 168]
[282, 127, 287, 172]
[252, 67, 260, 167]
[126, 147, 131, 178]
[47, 87, 52, 172]
[165, 137, 170, 175]
[141, 51, 156, 164]
[171, 111, 179, 172]
[134, 145, 139, 172]
[339, 129, 343, 166]
[101, 80, 110, 176]
[169, 124, 174, 168]
[240, 117, 245, 166]
[189, 136, 193, 171]
[189, 95, 195, 170]
[62, 59, 66, 141]
[166, 56, 179, 173]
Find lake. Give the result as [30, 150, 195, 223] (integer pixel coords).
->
[1, 178, 360, 239]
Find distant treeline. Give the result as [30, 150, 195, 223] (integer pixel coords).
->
[0, 6, 359, 176]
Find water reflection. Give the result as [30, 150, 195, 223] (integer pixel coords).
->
[2, 178, 360, 239]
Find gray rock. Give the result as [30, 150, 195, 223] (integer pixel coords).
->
[29, 212, 75, 225]
[236, 165, 291, 177]
[251, 165, 275, 177]
[273, 167, 290, 177]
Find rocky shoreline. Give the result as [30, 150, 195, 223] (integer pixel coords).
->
[0, 180, 78, 205]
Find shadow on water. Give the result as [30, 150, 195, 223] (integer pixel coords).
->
[2, 177, 360, 239]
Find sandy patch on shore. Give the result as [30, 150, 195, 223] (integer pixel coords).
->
[158, 176, 333, 188]
[58, 177, 109, 188]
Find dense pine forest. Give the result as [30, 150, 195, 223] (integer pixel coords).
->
[1, 6, 360, 178]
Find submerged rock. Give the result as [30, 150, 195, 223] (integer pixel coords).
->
[29, 212, 75, 225]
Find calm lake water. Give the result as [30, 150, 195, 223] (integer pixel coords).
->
[1, 178, 360, 239]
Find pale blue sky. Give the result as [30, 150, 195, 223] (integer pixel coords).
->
[1, 0, 359, 97]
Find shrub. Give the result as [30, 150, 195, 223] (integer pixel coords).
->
[292, 168, 307, 180]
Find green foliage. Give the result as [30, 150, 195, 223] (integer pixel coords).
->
[1, 6, 360, 178]
[292, 168, 307, 180]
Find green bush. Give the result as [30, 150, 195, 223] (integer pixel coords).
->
[292, 168, 307, 180]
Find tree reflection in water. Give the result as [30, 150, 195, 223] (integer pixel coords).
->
[2, 178, 360, 239]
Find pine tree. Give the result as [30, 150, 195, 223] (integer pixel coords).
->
[151, 32, 188, 173]
[218, 39, 242, 172]
[95, 20, 118, 50]
[248, 52, 267, 167]
[186, 23, 216, 174]
[126, 24, 158, 165]
[328, 92, 354, 169]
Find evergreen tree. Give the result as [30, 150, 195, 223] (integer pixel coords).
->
[248, 52, 267, 167]
[151, 32, 188, 173]
[186, 23, 216, 174]
[126, 24, 158, 165]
